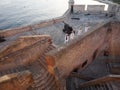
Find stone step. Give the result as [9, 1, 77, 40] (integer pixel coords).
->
[34, 71, 49, 85]
[38, 78, 56, 90]
[38, 58, 47, 69]
[106, 83, 113, 90]
[39, 75, 55, 89]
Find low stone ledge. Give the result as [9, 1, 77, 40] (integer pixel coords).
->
[0, 35, 51, 58]
[0, 26, 32, 37]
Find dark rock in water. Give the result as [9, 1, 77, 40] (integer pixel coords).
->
[0, 36, 6, 43]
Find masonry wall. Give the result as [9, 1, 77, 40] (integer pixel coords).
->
[73, 5, 106, 13]
[87, 5, 105, 12]
[74, 5, 85, 13]
[109, 21, 120, 56]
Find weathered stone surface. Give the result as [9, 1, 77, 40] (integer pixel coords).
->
[109, 22, 120, 56]
[0, 71, 33, 90]
[0, 35, 52, 71]
[0, 35, 51, 58]
[0, 26, 32, 37]
[73, 5, 85, 13]
[87, 5, 105, 12]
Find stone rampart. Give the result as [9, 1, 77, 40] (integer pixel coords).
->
[87, 5, 105, 12]
[0, 71, 33, 90]
[73, 5, 85, 13]
[73, 5, 106, 13]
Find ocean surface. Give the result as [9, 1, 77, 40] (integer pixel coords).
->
[0, 0, 68, 30]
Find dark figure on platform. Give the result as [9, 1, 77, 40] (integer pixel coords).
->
[71, 5, 73, 14]
[63, 22, 73, 35]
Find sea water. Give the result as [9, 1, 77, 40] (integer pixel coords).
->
[0, 0, 68, 30]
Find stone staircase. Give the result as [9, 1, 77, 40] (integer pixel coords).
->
[27, 44, 58, 90]
[0, 44, 58, 90]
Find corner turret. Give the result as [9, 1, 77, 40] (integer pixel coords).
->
[68, 0, 75, 13]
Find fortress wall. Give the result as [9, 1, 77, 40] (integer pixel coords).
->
[46, 21, 111, 79]
[87, 5, 105, 13]
[109, 21, 120, 56]
[0, 35, 52, 71]
[73, 5, 106, 13]
[73, 5, 85, 13]
[0, 71, 33, 90]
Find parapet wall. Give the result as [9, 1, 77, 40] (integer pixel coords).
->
[73, 4, 120, 14]
[74, 5, 106, 13]
[74, 5, 85, 13]
[87, 5, 105, 12]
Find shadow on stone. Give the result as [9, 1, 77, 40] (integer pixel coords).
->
[0, 36, 6, 43]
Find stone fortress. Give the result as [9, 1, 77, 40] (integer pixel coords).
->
[0, 0, 120, 90]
